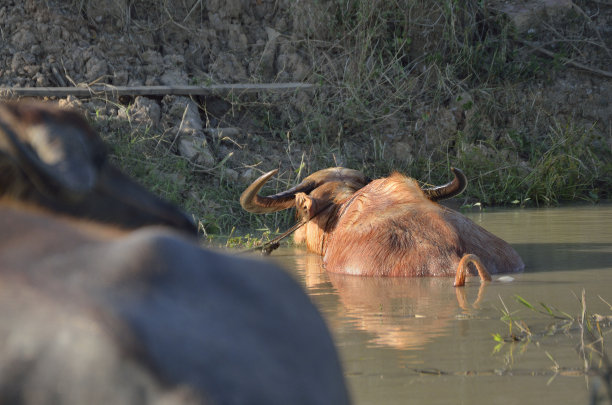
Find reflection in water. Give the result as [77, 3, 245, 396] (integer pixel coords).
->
[292, 253, 487, 351]
[273, 206, 612, 405]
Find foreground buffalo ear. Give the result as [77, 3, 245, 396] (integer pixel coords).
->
[0, 101, 105, 201]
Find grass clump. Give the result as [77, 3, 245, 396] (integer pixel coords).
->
[454, 121, 611, 206]
[274, 0, 611, 207]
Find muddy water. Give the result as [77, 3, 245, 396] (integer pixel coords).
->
[272, 205, 612, 405]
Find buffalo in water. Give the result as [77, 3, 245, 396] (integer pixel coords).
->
[0, 101, 349, 405]
[241, 167, 524, 286]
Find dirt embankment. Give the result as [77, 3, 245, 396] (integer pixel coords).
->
[1, 0, 313, 182]
[2, 0, 311, 86]
[1, 0, 611, 232]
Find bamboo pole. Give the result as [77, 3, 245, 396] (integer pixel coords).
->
[0, 83, 314, 98]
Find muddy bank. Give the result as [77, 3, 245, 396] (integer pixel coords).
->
[1, 0, 610, 232]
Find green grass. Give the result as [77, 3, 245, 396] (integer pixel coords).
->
[452, 120, 611, 206]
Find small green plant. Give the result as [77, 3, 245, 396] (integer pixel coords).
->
[493, 291, 612, 402]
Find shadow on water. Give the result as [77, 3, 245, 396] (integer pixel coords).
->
[513, 242, 612, 273]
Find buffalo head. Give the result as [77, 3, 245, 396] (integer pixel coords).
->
[0, 101, 196, 234]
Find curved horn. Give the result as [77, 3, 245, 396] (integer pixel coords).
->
[422, 167, 467, 201]
[240, 170, 298, 214]
[240, 167, 370, 214]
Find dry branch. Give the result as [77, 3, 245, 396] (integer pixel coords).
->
[0, 83, 314, 99]
[521, 40, 612, 79]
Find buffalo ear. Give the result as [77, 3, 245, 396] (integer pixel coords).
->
[0, 103, 105, 200]
[295, 193, 315, 220]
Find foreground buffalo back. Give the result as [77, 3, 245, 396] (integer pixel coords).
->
[324, 173, 524, 277]
[0, 201, 349, 405]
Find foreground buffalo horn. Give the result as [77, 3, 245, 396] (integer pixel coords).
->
[240, 167, 370, 214]
[421, 167, 467, 201]
[0, 101, 197, 234]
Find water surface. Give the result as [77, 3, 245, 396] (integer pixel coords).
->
[272, 205, 612, 405]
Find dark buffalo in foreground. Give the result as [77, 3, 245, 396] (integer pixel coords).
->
[241, 167, 524, 285]
[0, 100, 197, 233]
[0, 101, 350, 405]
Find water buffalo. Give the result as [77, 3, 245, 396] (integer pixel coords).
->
[241, 167, 524, 285]
[0, 101, 350, 405]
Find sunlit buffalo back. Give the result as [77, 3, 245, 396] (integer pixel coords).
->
[324, 173, 524, 277]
